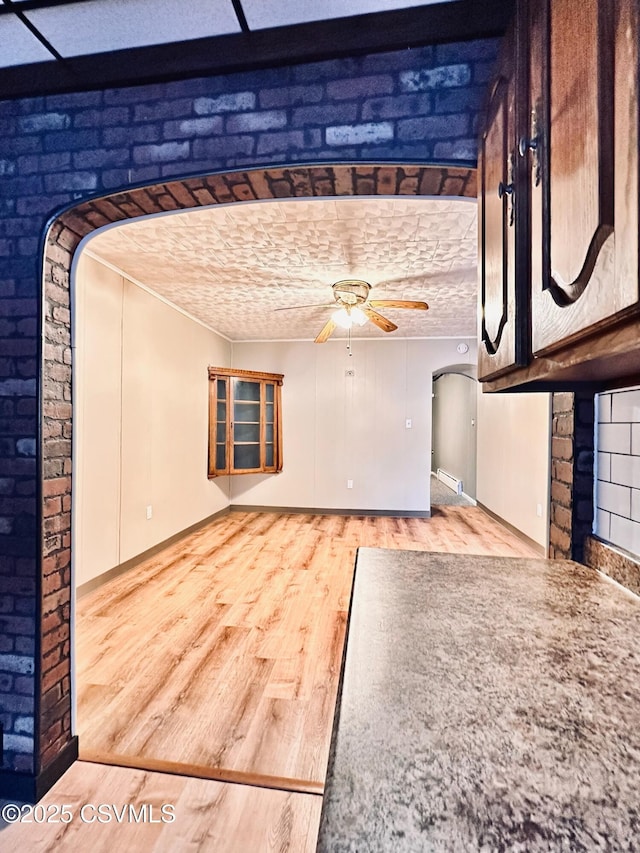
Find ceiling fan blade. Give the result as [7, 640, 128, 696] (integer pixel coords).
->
[315, 318, 337, 343]
[369, 299, 429, 310]
[363, 306, 398, 333]
[274, 303, 333, 311]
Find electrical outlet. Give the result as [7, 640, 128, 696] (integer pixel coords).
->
[146, 505, 153, 520]
[347, 479, 353, 489]
[536, 503, 543, 518]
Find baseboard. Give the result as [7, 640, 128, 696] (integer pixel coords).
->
[76, 507, 230, 598]
[229, 505, 431, 518]
[0, 736, 78, 803]
[476, 502, 546, 556]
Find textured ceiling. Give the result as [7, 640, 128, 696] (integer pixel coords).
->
[86, 196, 478, 342]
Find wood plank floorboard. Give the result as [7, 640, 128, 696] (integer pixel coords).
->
[76, 507, 540, 792]
[0, 761, 322, 853]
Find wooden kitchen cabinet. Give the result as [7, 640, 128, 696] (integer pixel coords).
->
[477, 21, 528, 381]
[479, 0, 640, 391]
[528, 0, 626, 354]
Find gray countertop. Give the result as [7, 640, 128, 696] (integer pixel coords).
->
[317, 549, 640, 852]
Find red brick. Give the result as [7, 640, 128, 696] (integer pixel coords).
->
[42, 570, 63, 596]
[43, 497, 62, 517]
[551, 480, 571, 506]
[43, 512, 71, 535]
[552, 436, 573, 461]
[552, 392, 574, 414]
[43, 477, 70, 497]
[42, 587, 70, 616]
[43, 420, 63, 439]
[549, 523, 571, 554]
[42, 610, 62, 634]
[43, 401, 72, 419]
[42, 658, 68, 693]
[41, 682, 62, 711]
[553, 504, 572, 531]
[42, 645, 62, 672]
[555, 413, 575, 436]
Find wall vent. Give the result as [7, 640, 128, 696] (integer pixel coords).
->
[436, 468, 463, 495]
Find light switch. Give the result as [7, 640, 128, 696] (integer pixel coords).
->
[406, 419, 412, 429]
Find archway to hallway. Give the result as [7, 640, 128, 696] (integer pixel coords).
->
[39, 162, 477, 779]
[431, 365, 477, 507]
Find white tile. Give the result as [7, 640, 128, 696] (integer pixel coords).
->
[610, 514, 640, 557]
[632, 490, 640, 524]
[28, 0, 240, 58]
[595, 509, 611, 540]
[597, 452, 611, 482]
[610, 453, 640, 488]
[0, 16, 52, 67]
[596, 392, 611, 424]
[611, 387, 640, 422]
[633, 424, 640, 455]
[243, 0, 454, 29]
[597, 422, 631, 454]
[596, 480, 631, 517]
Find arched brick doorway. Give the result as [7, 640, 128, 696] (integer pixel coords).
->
[39, 162, 475, 791]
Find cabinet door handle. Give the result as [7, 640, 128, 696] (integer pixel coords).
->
[518, 135, 538, 157]
[518, 105, 541, 186]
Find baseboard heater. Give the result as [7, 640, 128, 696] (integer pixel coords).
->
[436, 468, 463, 495]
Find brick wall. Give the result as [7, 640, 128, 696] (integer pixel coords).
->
[0, 39, 498, 787]
[549, 391, 595, 562]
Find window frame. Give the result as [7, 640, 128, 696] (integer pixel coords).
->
[207, 366, 284, 478]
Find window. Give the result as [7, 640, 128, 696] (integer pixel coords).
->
[208, 367, 283, 477]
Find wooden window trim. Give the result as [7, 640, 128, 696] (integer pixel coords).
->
[207, 366, 284, 384]
[208, 367, 284, 478]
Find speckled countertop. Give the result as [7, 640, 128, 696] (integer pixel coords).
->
[317, 549, 640, 852]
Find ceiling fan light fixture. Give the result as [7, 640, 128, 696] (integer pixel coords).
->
[332, 307, 352, 329]
[350, 306, 368, 326]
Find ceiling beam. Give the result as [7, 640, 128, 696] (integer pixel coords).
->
[0, 0, 98, 15]
[0, 0, 513, 100]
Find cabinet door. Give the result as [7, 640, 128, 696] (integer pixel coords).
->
[231, 378, 262, 473]
[209, 376, 229, 476]
[529, 0, 631, 354]
[478, 34, 524, 381]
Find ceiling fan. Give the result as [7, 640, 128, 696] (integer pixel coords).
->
[279, 280, 429, 343]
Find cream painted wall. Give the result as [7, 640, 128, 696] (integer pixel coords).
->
[73, 253, 232, 587]
[476, 387, 551, 549]
[230, 338, 477, 512]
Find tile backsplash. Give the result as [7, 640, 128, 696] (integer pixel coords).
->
[594, 385, 640, 556]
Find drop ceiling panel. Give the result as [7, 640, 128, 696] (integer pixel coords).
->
[0, 16, 53, 67]
[86, 196, 477, 341]
[26, 0, 241, 58]
[242, 0, 459, 29]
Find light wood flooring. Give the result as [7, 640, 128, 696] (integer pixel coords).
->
[0, 761, 322, 852]
[76, 508, 538, 791]
[1, 507, 540, 852]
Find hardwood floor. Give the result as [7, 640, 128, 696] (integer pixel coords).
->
[0, 761, 322, 852]
[76, 508, 538, 792]
[0, 507, 540, 851]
